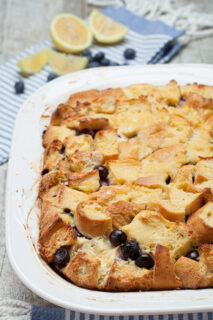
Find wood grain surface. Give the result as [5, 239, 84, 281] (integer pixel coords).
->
[0, 0, 213, 308]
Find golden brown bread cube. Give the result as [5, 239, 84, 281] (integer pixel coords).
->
[94, 129, 118, 161]
[122, 210, 197, 259]
[39, 171, 62, 199]
[108, 159, 141, 184]
[153, 245, 181, 290]
[65, 134, 93, 157]
[68, 151, 103, 172]
[187, 202, 213, 244]
[66, 170, 100, 193]
[39, 202, 77, 263]
[75, 201, 112, 238]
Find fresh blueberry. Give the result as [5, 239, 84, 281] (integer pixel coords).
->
[166, 176, 171, 184]
[96, 165, 108, 180]
[63, 208, 71, 214]
[186, 249, 199, 261]
[123, 62, 129, 65]
[75, 129, 95, 139]
[94, 51, 105, 61]
[121, 241, 141, 260]
[100, 58, 110, 66]
[110, 61, 119, 66]
[14, 79, 25, 94]
[110, 230, 127, 247]
[47, 73, 58, 82]
[82, 49, 92, 57]
[124, 48, 136, 60]
[54, 247, 70, 268]
[42, 129, 46, 137]
[41, 168, 49, 176]
[135, 253, 155, 269]
[87, 61, 101, 68]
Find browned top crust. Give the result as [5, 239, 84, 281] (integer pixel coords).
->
[39, 81, 213, 292]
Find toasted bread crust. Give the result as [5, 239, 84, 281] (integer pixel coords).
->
[39, 83, 213, 291]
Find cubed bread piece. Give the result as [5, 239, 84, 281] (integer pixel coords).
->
[183, 92, 213, 121]
[68, 151, 103, 172]
[43, 126, 75, 147]
[118, 137, 143, 160]
[153, 245, 181, 290]
[79, 117, 109, 130]
[127, 80, 180, 105]
[180, 83, 213, 99]
[66, 89, 99, 107]
[62, 252, 101, 289]
[175, 256, 207, 288]
[39, 171, 62, 199]
[94, 129, 118, 161]
[66, 170, 100, 193]
[139, 123, 167, 150]
[199, 244, 213, 286]
[108, 159, 141, 184]
[135, 175, 167, 188]
[105, 200, 144, 228]
[39, 202, 77, 263]
[122, 210, 197, 260]
[55, 185, 88, 214]
[92, 88, 125, 114]
[43, 139, 64, 171]
[106, 260, 153, 291]
[174, 164, 197, 192]
[195, 160, 213, 183]
[65, 134, 93, 157]
[75, 201, 112, 238]
[51, 104, 72, 125]
[187, 202, 213, 243]
[89, 185, 130, 206]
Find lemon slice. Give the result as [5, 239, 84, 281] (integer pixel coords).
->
[50, 13, 92, 53]
[89, 10, 128, 44]
[17, 47, 50, 76]
[48, 49, 88, 75]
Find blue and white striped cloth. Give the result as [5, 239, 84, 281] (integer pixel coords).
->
[31, 308, 212, 320]
[0, 6, 184, 165]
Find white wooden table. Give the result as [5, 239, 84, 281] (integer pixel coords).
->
[1, 0, 213, 308]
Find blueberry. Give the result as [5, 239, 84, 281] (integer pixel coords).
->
[87, 61, 101, 68]
[63, 208, 71, 214]
[186, 249, 199, 261]
[110, 61, 119, 66]
[73, 226, 84, 238]
[166, 176, 171, 184]
[54, 247, 70, 268]
[82, 50, 92, 57]
[41, 168, 49, 176]
[110, 230, 127, 247]
[124, 48, 136, 60]
[123, 62, 129, 65]
[42, 129, 46, 137]
[135, 253, 155, 269]
[121, 241, 141, 260]
[60, 146, 65, 155]
[14, 79, 24, 94]
[75, 129, 95, 139]
[94, 51, 105, 61]
[47, 73, 58, 82]
[96, 165, 108, 180]
[100, 58, 110, 66]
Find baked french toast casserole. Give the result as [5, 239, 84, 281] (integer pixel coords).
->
[38, 81, 213, 291]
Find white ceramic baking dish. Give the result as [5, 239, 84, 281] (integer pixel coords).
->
[6, 64, 213, 314]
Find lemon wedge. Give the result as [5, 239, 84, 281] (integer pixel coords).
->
[50, 13, 92, 53]
[48, 49, 88, 75]
[17, 47, 50, 76]
[89, 10, 128, 44]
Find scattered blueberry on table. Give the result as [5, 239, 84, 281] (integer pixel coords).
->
[100, 57, 110, 66]
[124, 48, 136, 60]
[14, 79, 25, 94]
[47, 73, 58, 82]
[87, 61, 101, 68]
[94, 51, 105, 62]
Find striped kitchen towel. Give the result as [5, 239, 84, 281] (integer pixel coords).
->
[0, 300, 212, 320]
[0, 6, 184, 165]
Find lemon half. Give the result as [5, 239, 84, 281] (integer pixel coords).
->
[50, 13, 92, 53]
[48, 49, 88, 75]
[89, 10, 128, 44]
[17, 47, 50, 76]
